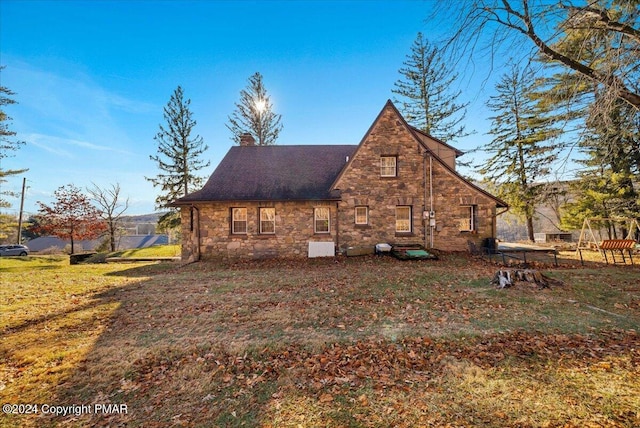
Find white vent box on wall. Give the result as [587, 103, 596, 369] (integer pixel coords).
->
[308, 241, 335, 258]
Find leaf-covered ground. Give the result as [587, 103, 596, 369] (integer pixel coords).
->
[1, 253, 639, 427]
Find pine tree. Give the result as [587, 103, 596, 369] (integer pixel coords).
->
[392, 32, 470, 143]
[532, 14, 640, 229]
[146, 86, 209, 228]
[479, 63, 560, 241]
[148, 86, 210, 207]
[0, 67, 28, 208]
[226, 72, 283, 146]
[561, 97, 640, 233]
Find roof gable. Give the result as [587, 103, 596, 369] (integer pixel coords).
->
[331, 100, 424, 191]
[331, 100, 507, 208]
[174, 100, 506, 208]
[176, 145, 357, 203]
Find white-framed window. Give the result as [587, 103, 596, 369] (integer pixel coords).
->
[231, 208, 247, 234]
[396, 206, 412, 233]
[314, 207, 330, 233]
[355, 206, 368, 225]
[459, 206, 476, 232]
[259, 207, 276, 234]
[380, 156, 397, 177]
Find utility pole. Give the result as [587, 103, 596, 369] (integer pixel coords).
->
[16, 177, 26, 244]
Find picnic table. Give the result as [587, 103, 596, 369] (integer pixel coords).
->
[486, 242, 559, 267]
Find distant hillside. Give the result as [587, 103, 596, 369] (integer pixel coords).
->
[120, 212, 167, 235]
[121, 212, 164, 223]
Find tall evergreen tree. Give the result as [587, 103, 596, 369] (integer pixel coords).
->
[392, 32, 470, 143]
[0, 67, 28, 208]
[479, 63, 560, 241]
[146, 86, 209, 228]
[561, 97, 640, 233]
[227, 72, 283, 146]
[530, 10, 640, 230]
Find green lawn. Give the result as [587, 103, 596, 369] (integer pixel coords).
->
[107, 244, 181, 258]
[1, 253, 638, 427]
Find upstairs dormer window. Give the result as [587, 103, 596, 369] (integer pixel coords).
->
[380, 156, 397, 177]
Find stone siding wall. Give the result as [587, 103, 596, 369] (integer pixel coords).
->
[428, 160, 498, 251]
[334, 105, 428, 251]
[181, 201, 337, 260]
[334, 105, 497, 252]
[179, 103, 501, 260]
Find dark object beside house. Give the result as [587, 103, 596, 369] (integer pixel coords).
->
[345, 246, 375, 256]
[70, 252, 97, 265]
[482, 237, 497, 254]
[390, 244, 438, 260]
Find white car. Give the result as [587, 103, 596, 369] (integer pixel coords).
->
[0, 244, 30, 256]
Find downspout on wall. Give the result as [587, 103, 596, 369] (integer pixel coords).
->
[423, 150, 428, 249]
[192, 205, 201, 262]
[335, 202, 340, 255]
[422, 149, 435, 249]
[429, 154, 434, 248]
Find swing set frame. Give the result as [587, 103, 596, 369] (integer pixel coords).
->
[576, 217, 640, 265]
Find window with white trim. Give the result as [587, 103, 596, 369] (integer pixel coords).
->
[380, 156, 397, 177]
[259, 207, 275, 234]
[355, 206, 368, 225]
[396, 206, 412, 233]
[231, 208, 247, 234]
[459, 206, 476, 232]
[314, 207, 330, 233]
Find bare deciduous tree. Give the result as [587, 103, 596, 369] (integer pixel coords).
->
[87, 182, 129, 252]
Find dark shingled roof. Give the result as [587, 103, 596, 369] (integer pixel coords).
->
[176, 145, 357, 203]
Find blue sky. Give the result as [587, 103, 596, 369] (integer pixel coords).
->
[1, 0, 502, 216]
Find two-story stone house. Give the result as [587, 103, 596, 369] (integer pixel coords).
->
[173, 100, 508, 261]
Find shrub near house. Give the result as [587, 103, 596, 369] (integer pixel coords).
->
[173, 100, 507, 260]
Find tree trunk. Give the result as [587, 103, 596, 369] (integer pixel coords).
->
[491, 269, 563, 289]
[526, 215, 535, 242]
[110, 228, 116, 252]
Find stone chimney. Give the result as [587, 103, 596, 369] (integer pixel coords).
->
[239, 133, 256, 146]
